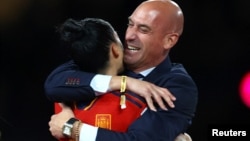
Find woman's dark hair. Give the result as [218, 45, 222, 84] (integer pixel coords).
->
[57, 18, 117, 73]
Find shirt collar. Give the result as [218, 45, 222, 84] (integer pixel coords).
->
[139, 67, 155, 77]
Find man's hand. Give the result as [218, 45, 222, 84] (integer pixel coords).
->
[49, 103, 75, 139]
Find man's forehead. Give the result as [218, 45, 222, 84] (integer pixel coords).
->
[130, 8, 161, 24]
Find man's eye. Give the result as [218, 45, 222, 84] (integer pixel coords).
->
[139, 27, 149, 33]
[127, 23, 133, 27]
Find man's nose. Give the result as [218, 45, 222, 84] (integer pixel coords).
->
[125, 27, 137, 40]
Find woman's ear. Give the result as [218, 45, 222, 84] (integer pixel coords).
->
[163, 33, 179, 49]
[111, 43, 119, 58]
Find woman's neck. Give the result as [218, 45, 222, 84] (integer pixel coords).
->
[98, 67, 118, 76]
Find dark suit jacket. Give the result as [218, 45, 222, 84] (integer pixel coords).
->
[44, 57, 198, 141]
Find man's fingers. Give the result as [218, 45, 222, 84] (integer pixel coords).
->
[50, 114, 56, 121]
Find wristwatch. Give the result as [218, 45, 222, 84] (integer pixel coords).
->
[62, 118, 79, 137]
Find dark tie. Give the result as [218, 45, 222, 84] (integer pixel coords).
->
[125, 70, 144, 79]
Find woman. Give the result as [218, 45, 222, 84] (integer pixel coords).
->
[46, 18, 176, 141]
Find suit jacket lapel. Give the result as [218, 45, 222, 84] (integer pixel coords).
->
[143, 57, 172, 82]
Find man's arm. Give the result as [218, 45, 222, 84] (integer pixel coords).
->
[49, 73, 198, 141]
[49, 107, 187, 141]
[44, 60, 96, 102]
[49, 107, 193, 141]
[45, 60, 176, 110]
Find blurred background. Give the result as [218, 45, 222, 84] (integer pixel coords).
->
[1, 0, 250, 140]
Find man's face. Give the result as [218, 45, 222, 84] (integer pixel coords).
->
[123, 5, 168, 72]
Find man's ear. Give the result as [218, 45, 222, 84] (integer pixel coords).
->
[163, 33, 179, 49]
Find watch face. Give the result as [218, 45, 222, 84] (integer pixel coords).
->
[63, 126, 71, 136]
[62, 118, 78, 137]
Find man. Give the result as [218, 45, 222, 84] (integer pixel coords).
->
[46, 0, 198, 141]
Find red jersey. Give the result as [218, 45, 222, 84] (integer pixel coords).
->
[55, 91, 147, 141]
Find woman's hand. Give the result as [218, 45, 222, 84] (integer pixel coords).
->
[110, 76, 176, 111]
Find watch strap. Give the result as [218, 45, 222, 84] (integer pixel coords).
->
[67, 118, 79, 125]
